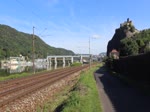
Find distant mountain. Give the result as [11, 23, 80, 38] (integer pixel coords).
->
[107, 18, 150, 57]
[0, 24, 74, 60]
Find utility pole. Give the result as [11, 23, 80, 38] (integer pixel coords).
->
[89, 37, 91, 69]
[32, 26, 35, 74]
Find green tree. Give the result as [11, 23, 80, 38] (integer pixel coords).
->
[0, 24, 74, 60]
[144, 42, 150, 53]
[130, 25, 135, 32]
[120, 38, 139, 56]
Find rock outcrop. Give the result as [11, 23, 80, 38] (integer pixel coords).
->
[107, 18, 139, 56]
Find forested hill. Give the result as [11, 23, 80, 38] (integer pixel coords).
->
[0, 24, 74, 60]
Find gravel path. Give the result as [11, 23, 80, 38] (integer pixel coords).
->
[94, 67, 150, 112]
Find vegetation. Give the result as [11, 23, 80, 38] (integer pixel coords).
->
[120, 38, 139, 56]
[70, 62, 82, 67]
[120, 29, 150, 56]
[60, 65, 102, 112]
[0, 67, 51, 81]
[0, 72, 31, 81]
[36, 64, 102, 112]
[36, 84, 74, 112]
[107, 19, 150, 57]
[0, 24, 74, 60]
[135, 29, 150, 53]
[105, 52, 150, 94]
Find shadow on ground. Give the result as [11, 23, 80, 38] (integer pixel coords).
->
[95, 66, 150, 112]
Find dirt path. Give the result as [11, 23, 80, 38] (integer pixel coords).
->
[94, 67, 150, 112]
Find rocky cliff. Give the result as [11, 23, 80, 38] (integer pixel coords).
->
[107, 18, 139, 56]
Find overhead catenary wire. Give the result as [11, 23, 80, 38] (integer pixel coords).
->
[15, 0, 50, 37]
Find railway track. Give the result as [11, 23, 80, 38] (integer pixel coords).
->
[0, 65, 89, 108]
[0, 66, 79, 92]
[0, 66, 76, 88]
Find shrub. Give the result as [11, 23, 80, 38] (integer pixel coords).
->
[71, 62, 82, 67]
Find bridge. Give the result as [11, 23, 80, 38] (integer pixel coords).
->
[46, 55, 90, 65]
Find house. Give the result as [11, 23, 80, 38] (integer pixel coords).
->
[109, 49, 119, 59]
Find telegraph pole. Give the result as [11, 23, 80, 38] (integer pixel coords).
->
[32, 26, 35, 74]
[89, 37, 91, 69]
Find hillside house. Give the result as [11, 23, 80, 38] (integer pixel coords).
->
[109, 49, 119, 59]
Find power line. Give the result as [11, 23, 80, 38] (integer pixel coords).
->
[15, 0, 50, 37]
[38, 28, 47, 36]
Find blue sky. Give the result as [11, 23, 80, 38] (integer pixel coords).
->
[0, 0, 150, 54]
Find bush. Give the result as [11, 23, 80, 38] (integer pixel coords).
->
[71, 62, 82, 67]
[120, 38, 139, 56]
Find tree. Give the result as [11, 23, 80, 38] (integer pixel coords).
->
[120, 38, 139, 56]
[136, 39, 145, 53]
[0, 24, 74, 60]
[144, 42, 150, 53]
[130, 25, 135, 32]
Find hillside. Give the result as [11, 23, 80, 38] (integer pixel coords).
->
[0, 24, 74, 60]
[107, 18, 150, 57]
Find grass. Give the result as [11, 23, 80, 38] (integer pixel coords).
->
[60, 64, 102, 112]
[70, 62, 82, 67]
[36, 84, 74, 112]
[36, 64, 102, 112]
[0, 69, 49, 81]
[0, 72, 32, 81]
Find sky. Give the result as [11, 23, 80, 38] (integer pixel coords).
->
[0, 0, 150, 55]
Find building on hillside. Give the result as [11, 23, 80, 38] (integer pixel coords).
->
[109, 49, 119, 59]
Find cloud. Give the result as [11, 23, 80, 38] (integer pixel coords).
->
[91, 34, 101, 39]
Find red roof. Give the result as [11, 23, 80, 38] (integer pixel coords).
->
[111, 49, 118, 53]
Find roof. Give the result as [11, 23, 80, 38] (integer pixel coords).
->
[111, 49, 118, 53]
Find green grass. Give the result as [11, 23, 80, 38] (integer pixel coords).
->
[0, 72, 32, 81]
[70, 62, 82, 67]
[36, 85, 73, 112]
[36, 64, 102, 112]
[0, 68, 54, 81]
[0, 69, 49, 81]
[61, 64, 102, 112]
